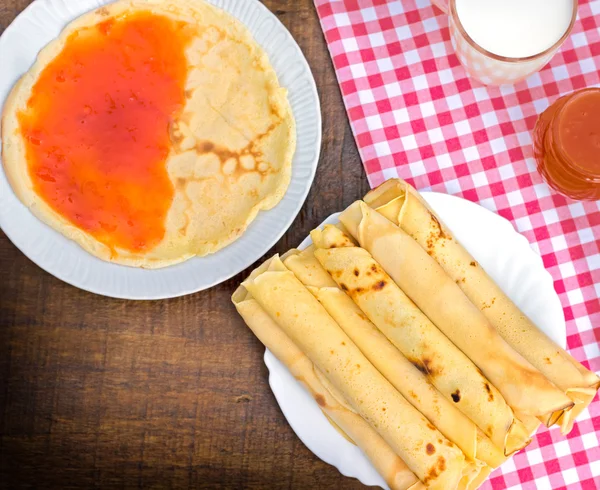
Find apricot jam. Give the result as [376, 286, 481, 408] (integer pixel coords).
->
[534, 88, 600, 201]
[18, 11, 191, 252]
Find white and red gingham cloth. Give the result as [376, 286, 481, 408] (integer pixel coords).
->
[313, 0, 600, 488]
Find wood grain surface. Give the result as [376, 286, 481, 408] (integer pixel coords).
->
[0, 0, 372, 488]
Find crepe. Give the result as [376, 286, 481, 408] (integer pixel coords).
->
[242, 256, 472, 489]
[285, 247, 515, 470]
[364, 179, 600, 433]
[339, 201, 574, 421]
[283, 248, 476, 459]
[232, 282, 423, 490]
[2, 0, 295, 268]
[311, 225, 530, 456]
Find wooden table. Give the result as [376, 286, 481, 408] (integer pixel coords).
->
[0, 0, 371, 488]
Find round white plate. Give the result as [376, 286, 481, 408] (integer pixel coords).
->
[0, 0, 320, 299]
[265, 191, 566, 489]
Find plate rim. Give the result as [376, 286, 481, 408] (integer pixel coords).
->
[0, 0, 321, 300]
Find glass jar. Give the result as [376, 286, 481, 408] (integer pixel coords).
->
[533, 88, 600, 201]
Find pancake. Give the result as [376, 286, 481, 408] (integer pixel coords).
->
[1, 0, 295, 268]
[339, 201, 574, 420]
[232, 271, 424, 490]
[363, 178, 600, 433]
[310, 225, 530, 456]
[241, 255, 472, 490]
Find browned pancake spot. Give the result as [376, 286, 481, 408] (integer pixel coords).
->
[423, 456, 446, 484]
[423, 467, 438, 484]
[426, 443, 436, 455]
[348, 286, 365, 298]
[353, 268, 359, 276]
[426, 358, 441, 376]
[340, 283, 348, 291]
[200, 141, 215, 152]
[426, 423, 436, 431]
[168, 117, 278, 180]
[426, 212, 452, 251]
[430, 214, 447, 239]
[484, 382, 494, 401]
[451, 390, 461, 403]
[408, 358, 428, 375]
[314, 394, 326, 407]
[482, 297, 496, 310]
[470, 261, 477, 267]
[372, 280, 386, 291]
[544, 357, 552, 364]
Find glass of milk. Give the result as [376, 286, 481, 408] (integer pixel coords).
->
[431, 0, 578, 85]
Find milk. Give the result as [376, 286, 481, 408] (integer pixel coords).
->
[455, 0, 574, 59]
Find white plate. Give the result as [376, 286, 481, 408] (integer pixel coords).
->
[0, 0, 320, 299]
[265, 191, 566, 490]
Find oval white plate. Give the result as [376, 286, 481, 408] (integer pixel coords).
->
[265, 191, 566, 490]
[0, 0, 320, 299]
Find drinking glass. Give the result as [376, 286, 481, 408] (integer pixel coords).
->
[431, 0, 578, 85]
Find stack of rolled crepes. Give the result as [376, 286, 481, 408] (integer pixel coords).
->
[232, 179, 600, 490]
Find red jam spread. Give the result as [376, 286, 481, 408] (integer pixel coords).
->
[534, 88, 600, 201]
[18, 11, 191, 252]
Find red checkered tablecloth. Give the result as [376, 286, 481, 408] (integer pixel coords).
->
[313, 0, 600, 488]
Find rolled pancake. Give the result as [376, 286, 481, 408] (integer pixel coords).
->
[281, 245, 338, 288]
[475, 430, 507, 469]
[339, 202, 574, 421]
[311, 226, 529, 456]
[465, 466, 493, 490]
[243, 256, 469, 489]
[232, 284, 423, 490]
[364, 179, 599, 433]
[284, 248, 479, 462]
[515, 412, 542, 436]
[2, 0, 295, 267]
